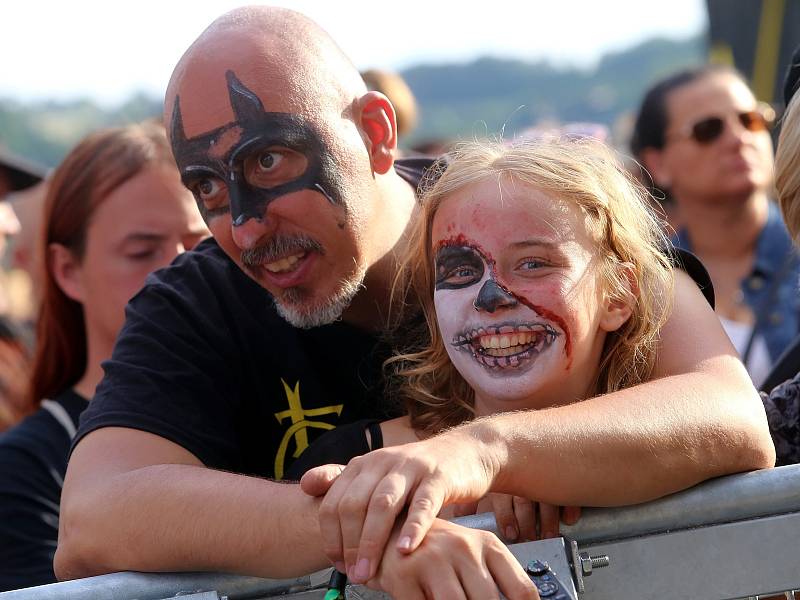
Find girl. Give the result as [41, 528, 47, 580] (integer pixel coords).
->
[292, 137, 677, 535]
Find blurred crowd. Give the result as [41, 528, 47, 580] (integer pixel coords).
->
[0, 8, 798, 595]
[0, 60, 794, 432]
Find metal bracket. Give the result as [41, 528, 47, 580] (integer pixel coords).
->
[567, 537, 610, 595]
[568, 538, 586, 594]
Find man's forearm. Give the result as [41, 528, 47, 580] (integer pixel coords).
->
[469, 355, 775, 506]
[56, 463, 327, 580]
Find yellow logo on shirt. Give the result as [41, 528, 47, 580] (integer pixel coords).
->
[273, 379, 343, 480]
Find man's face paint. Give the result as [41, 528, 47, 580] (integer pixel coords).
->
[431, 178, 611, 413]
[170, 70, 345, 225]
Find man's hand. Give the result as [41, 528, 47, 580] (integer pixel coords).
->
[300, 430, 500, 583]
[363, 518, 539, 600]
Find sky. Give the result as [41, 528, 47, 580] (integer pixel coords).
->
[1, 0, 707, 106]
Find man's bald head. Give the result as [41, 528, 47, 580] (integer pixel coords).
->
[165, 6, 366, 135]
[162, 7, 406, 330]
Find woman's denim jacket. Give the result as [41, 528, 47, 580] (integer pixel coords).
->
[673, 202, 800, 363]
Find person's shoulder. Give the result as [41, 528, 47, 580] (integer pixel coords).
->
[665, 244, 715, 308]
[0, 392, 81, 459]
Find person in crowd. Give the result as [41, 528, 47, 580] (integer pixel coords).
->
[761, 45, 800, 465]
[0, 198, 24, 431]
[0, 146, 42, 431]
[0, 145, 46, 201]
[0, 121, 208, 592]
[631, 66, 794, 387]
[8, 180, 49, 310]
[0, 322, 29, 432]
[55, 7, 774, 599]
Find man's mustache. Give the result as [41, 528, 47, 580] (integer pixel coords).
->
[240, 234, 324, 267]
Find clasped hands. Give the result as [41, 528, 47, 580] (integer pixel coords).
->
[300, 429, 579, 600]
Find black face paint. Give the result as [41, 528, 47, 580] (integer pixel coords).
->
[434, 246, 485, 290]
[473, 279, 519, 313]
[170, 70, 345, 225]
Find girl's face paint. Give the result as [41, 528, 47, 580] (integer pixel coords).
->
[432, 177, 614, 413]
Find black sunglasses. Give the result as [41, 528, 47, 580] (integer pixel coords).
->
[676, 106, 775, 145]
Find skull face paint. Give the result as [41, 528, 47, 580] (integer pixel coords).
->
[435, 238, 562, 372]
[170, 70, 345, 225]
[431, 178, 612, 414]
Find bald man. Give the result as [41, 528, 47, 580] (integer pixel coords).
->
[57, 6, 774, 598]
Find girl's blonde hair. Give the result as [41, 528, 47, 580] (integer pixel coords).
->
[389, 138, 674, 434]
[777, 93, 800, 241]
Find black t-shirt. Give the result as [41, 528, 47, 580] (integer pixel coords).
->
[75, 159, 432, 480]
[0, 389, 87, 592]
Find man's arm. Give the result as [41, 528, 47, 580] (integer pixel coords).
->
[303, 270, 776, 583]
[55, 427, 328, 581]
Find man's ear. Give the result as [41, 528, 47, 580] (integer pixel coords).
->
[48, 243, 85, 303]
[357, 91, 397, 175]
[639, 148, 671, 190]
[599, 264, 636, 333]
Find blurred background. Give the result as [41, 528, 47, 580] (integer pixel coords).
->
[0, 0, 797, 167]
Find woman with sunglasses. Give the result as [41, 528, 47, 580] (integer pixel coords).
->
[631, 65, 794, 388]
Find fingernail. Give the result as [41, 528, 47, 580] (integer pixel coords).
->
[334, 561, 346, 573]
[397, 535, 412, 551]
[505, 526, 518, 541]
[354, 558, 370, 581]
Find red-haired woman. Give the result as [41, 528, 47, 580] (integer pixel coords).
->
[0, 121, 208, 591]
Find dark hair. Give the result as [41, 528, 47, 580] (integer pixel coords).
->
[27, 121, 173, 410]
[630, 64, 746, 158]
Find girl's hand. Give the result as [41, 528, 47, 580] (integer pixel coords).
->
[365, 518, 540, 600]
[453, 494, 582, 543]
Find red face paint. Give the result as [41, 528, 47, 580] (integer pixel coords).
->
[434, 234, 573, 365]
[505, 292, 573, 366]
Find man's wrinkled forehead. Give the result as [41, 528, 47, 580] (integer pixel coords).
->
[169, 64, 296, 135]
[169, 70, 320, 168]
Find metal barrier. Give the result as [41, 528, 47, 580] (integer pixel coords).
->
[3, 464, 800, 599]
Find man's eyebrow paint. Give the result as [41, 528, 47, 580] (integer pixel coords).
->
[169, 70, 345, 225]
